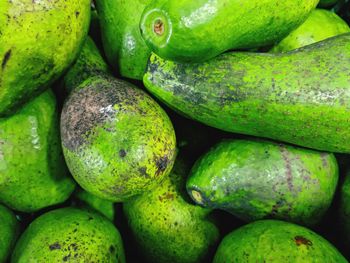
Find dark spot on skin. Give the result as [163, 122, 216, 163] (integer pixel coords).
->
[158, 192, 175, 202]
[294, 236, 312, 247]
[119, 149, 126, 158]
[138, 167, 149, 178]
[75, 11, 80, 18]
[1, 49, 11, 70]
[153, 19, 164, 35]
[49, 242, 61, 250]
[63, 254, 71, 262]
[155, 156, 169, 175]
[88, 216, 93, 220]
[109, 245, 115, 253]
[70, 243, 78, 251]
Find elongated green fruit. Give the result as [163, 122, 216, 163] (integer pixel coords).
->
[61, 38, 177, 202]
[0, 0, 91, 116]
[0, 205, 19, 263]
[213, 220, 347, 263]
[186, 139, 338, 226]
[140, 0, 318, 62]
[144, 33, 350, 153]
[272, 9, 350, 52]
[95, 0, 152, 80]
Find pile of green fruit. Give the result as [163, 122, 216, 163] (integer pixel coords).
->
[1, 0, 350, 262]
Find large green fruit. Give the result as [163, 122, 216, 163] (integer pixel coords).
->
[140, 0, 318, 62]
[123, 156, 219, 263]
[272, 9, 350, 52]
[213, 220, 347, 262]
[144, 33, 350, 153]
[61, 38, 177, 202]
[186, 139, 338, 226]
[0, 205, 19, 263]
[95, 0, 151, 80]
[11, 208, 125, 262]
[0, 90, 75, 212]
[0, 0, 90, 116]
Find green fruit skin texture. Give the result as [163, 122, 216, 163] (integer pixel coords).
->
[95, 0, 152, 80]
[74, 187, 115, 221]
[123, 156, 220, 263]
[61, 40, 177, 202]
[0, 0, 91, 116]
[144, 33, 350, 153]
[0, 205, 19, 263]
[272, 9, 350, 52]
[213, 220, 347, 263]
[0, 90, 75, 212]
[340, 170, 350, 245]
[140, 0, 318, 62]
[186, 139, 338, 226]
[11, 207, 125, 263]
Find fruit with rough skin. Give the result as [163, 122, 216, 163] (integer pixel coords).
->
[11, 208, 125, 262]
[186, 139, 338, 226]
[0, 90, 75, 212]
[0, 0, 91, 116]
[144, 33, 350, 153]
[0, 204, 19, 263]
[213, 220, 347, 262]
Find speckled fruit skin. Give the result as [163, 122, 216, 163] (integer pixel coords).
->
[123, 156, 219, 263]
[272, 9, 350, 52]
[11, 207, 125, 263]
[61, 39, 177, 202]
[140, 0, 318, 62]
[340, 170, 350, 245]
[0, 90, 75, 212]
[144, 33, 350, 153]
[0, 205, 19, 263]
[95, 0, 152, 80]
[0, 0, 91, 117]
[186, 139, 338, 226]
[213, 220, 347, 263]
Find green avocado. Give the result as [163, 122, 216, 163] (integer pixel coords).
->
[0, 89, 75, 212]
[271, 9, 350, 52]
[340, 170, 350, 247]
[95, 0, 152, 80]
[144, 33, 350, 153]
[213, 220, 347, 262]
[0, 0, 91, 117]
[186, 139, 338, 226]
[140, 0, 318, 62]
[123, 155, 220, 263]
[11, 207, 125, 262]
[0, 204, 19, 263]
[73, 187, 115, 221]
[61, 38, 177, 202]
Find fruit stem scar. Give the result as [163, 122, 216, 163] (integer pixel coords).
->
[154, 19, 164, 36]
[191, 190, 203, 204]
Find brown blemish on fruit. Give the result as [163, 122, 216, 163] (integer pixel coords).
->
[154, 19, 164, 35]
[1, 49, 12, 70]
[159, 192, 174, 202]
[49, 242, 61, 250]
[294, 236, 312, 247]
[155, 156, 169, 175]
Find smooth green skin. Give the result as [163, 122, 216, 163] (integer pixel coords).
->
[272, 9, 350, 52]
[319, 0, 338, 7]
[61, 40, 177, 202]
[74, 187, 115, 221]
[213, 220, 347, 263]
[11, 207, 125, 262]
[140, 0, 318, 63]
[123, 156, 219, 263]
[95, 0, 152, 80]
[64, 36, 111, 94]
[144, 33, 350, 153]
[340, 170, 350, 245]
[186, 139, 338, 226]
[0, 0, 91, 117]
[0, 205, 19, 263]
[0, 90, 75, 212]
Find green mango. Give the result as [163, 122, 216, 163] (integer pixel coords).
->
[0, 0, 91, 116]
[140, 0, 318, 63]
[272, 9, 350, 52]
[340, 170, 350, 246]
[61, 38, 177, 202]
[144, 33, 350, 153]
[0, 205, 19, 263]
[186, 139, 338, 226]
[95, 0, 152, 80]
[213, 220, 347, 262]
[319, 0, 338, 7]
[73, 187, 115, 221]
[123, 155, 220, 263]
[11, 207, 125, 262]
[0, 90, 75, 212]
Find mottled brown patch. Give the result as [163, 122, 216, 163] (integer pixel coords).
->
[154, 19, 164, 35]
[1, 49, 11, 70]
[119, 149, 127, 158]
[155, 156, 169, 176]
[294, 236, 312, 247]
[279, 145, 293, 191]
[159, 192, 175, 202]
[49, 242, 61, 250]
